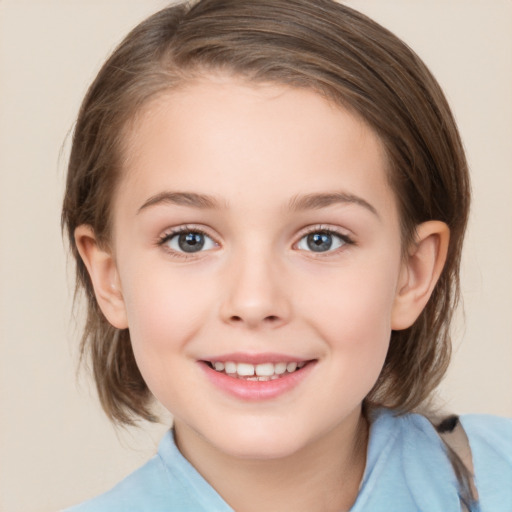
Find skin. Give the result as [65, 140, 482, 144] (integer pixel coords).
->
[76, 76, 449, 511]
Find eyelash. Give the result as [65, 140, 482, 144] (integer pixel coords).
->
[156, 224, 355, 259]
[295, 225, 355, 255]
[157, 225, 218, 260]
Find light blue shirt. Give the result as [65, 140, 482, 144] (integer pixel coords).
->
[64, 409, 512, 511]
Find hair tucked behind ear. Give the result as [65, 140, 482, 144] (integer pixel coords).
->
[62, 0, 469, 425]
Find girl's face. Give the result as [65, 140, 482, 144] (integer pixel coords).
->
[109, 77, 407, 459]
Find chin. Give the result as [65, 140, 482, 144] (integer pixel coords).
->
[221, 438, 304, 461]
[205, 420, 312, 461]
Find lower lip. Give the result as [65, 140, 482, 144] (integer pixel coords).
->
[199, 361, 316, 401]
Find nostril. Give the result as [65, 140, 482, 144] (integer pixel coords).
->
[228, 314, 280, 324]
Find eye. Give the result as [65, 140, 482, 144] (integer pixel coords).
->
[296, 230, 349, 253]
[162, 230, 217, 254]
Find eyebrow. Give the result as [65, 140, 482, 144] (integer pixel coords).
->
[137, 191, 222, 213]
[288, 192, 379, 218]
[137, 190, 379, 217]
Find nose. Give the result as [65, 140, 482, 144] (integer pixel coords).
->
[219, 249, 292, 330]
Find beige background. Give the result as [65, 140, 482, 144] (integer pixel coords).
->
[0, 1, 511, 511]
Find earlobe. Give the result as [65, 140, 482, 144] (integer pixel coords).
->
[391, 221, 450, 330]
[74, 225, 128, 329]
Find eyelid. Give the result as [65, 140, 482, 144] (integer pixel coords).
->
[156, 224, 220, 258]
[294, 224, 355, 253]
[155, 223, 354, 258]
[296, 224, 354, 240]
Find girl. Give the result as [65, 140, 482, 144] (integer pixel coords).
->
[62, 0, 512, 510]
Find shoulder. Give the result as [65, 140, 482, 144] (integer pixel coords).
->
[460, 413, 512, 454]
[364, 409, 512, 511]
[62, 453, 171, 512]
[355, 408, 463, 511]
[459, 413, 512, 511]
[62, 430, 232, 512]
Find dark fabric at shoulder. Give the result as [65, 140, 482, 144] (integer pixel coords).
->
[436, 414, 460, 433]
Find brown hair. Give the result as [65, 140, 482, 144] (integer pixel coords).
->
[62, 0, 470, 425]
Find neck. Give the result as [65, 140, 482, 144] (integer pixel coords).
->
[174, 408, 369, 512]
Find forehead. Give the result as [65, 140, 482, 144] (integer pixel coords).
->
[116, 76, 397, 221]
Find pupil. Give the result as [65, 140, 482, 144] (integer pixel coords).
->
[178, 232, 205, 253]
[307, 232, 332, 252]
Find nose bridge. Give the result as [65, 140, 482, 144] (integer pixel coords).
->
[220, 241, 291, 328]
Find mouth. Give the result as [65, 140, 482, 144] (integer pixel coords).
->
[204, 360, 310, 381]
[199, 354, 317, 400]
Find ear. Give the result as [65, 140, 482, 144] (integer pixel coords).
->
[74, 225, 128, 329]
[391, 221, 450, 330]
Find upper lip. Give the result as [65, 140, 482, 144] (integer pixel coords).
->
[200, 352, 314, 364]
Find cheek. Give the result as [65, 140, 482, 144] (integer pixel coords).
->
[117, 260, 214, 378]
[305, 260, 398, 332]
[300, 259, 400, 373]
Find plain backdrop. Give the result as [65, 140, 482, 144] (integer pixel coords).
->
[0, 1, 511, 511]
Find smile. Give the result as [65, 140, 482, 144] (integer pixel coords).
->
[197, 353, 318, 402]
[206, 361, 307, 381]
[200, 357, 316, 401]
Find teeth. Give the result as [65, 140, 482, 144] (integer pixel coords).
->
[286, 362, 297, 373]
[274, 362, 287, 375]
[210, 360, 307, 379]
[224, 361, 237, 374]
[255, 363, 274, 376]
[237, 363, 255, 376]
